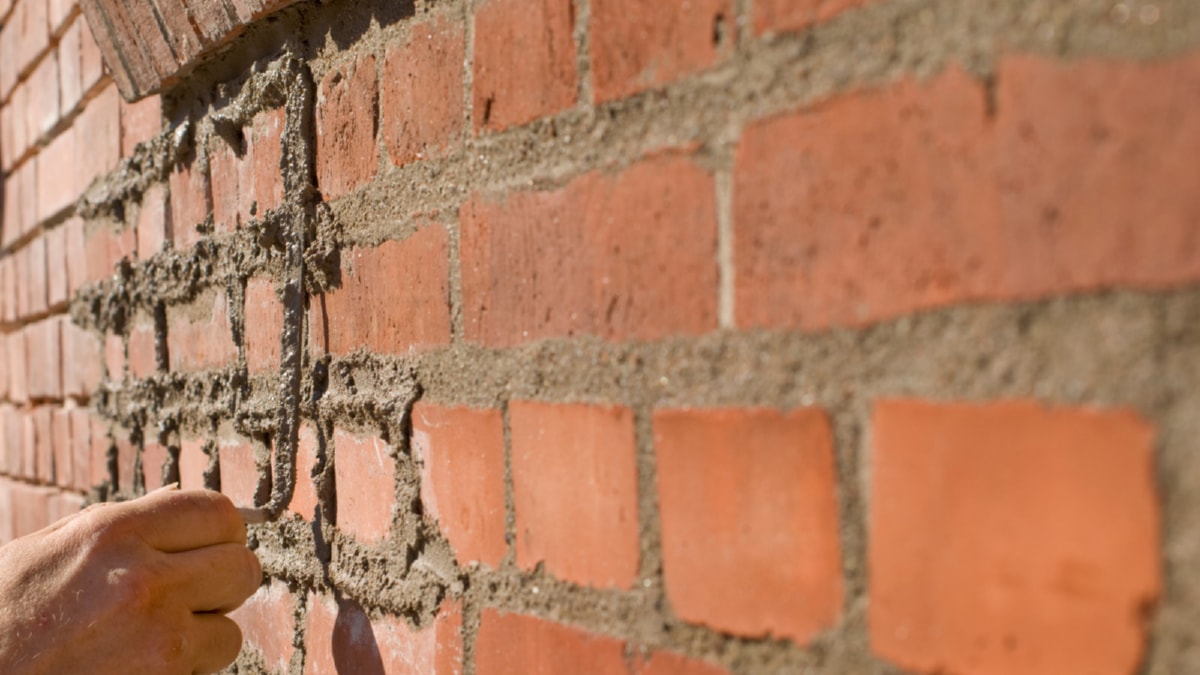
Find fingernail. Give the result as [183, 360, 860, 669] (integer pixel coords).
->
[148, 482, 180, 495]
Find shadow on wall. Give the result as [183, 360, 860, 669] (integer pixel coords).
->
[331, 599, 386, 675]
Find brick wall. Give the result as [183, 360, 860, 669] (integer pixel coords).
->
[3, 0, 1200, 674]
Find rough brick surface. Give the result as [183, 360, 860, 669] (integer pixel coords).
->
[119, 94, 161, 157]
[472, 0, 577, 131]
[381, 15, 465, 167]
[26, 319, 63, 401]
[219, 438, 261, 508]
[167, 289, 237, 372]
[509, 401, 639, 589]
[412, 403, 507, 568]
[736, 56, 1200, 331]
[178, 438, 209, 491]
[461, 154, 718, 346]
[304, 595, 462, 675]
[250, 108, 286, 214]
[590, 0, 732, 102]
[142, 440, 168, 491]
[230, 581, 297, 673]
[135, 184, 171, 260]
[476, 611, 626, 675]
[289, 425, 319, 520]
[311, 226, 451, 356]
[315, 54, 378, 200]
[74, 85, 121, 193]
[654, 407, 843, 644]
[244, 278, 283, 374]
[333, 428, 395, 544]
[755, 0, 870, 33]
[170, 157, 212, 250]
[869, 400, 1161, 675]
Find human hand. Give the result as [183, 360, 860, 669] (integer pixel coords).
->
[0, 488, 262, 675]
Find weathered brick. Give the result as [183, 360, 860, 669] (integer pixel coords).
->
[2, 162, 37, 246]
[315, 54, 378, 200]
[219, 436, 261, 508]
[1, 407, 21, 474]
[311, 226, 451, 356]
[590, 0, 732, 102]
[119, 93, 161, 157]
[244, 278, 283, 375]
[166, 288, 237, 372]
[135, 183, 171, 260]
[78, 18, 105, 94]
[32, 407, 54, 483]
[289, 425, 319, 520]
[475, 611, 625, 675]
[509, 401, 639, 588]
[412, 402, 507, 568]
[333, 428, 395, 544]
[462, 153, 718, 346]
[127, 313, 158, 379]
[88, 415, 110, 489]
[303, 596, 462, 675]
[64, 217, 88, 295]
[104, 332, 124, 381]
[230, 580, 297, 673]
[114, 426, 136, 493]
[56, 23, 84, 104]
[26, 318, 63, 401]
[735, 56, 1200, 331]
[169, 156, 212, 250]
[61, 321, 103, 398]
[7, 329, 28, 403]
[635, 651, 730, 675]
[36, 126, 77, 221]
[179, 438, 210, 491]
[75, 85, 121, 192]
[869, 400, 1160, 675]
[209, 132, 252, 235]
[472, 0, 577, 132]
[654, 407, 843, 644]
[142, 439, 169, 491]
[249, 108, 285, 215]
[28, 52, 61, 141]
[24, 235, 49, 317]
[381, 15, 464, 167]
[45, 224, 69, 309]
[69, 408, 92, 491]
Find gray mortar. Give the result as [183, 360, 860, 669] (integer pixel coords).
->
[58, 0, 1200, 672]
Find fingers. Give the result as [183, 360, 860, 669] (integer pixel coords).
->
[109, 490, 246, 553]
[189, 613, 243, 675]
[166, 543, 262, 613]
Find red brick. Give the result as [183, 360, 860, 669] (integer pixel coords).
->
[12, 484, 54, 538]
[219, 437, 261, 508]
[0, 102, 17, 171]
[311, 226, 451, 356]
[2, 162, 37, 246]
[170, 156, 212, 250]
[735, 55, 1200, 332]
[288, 425, 319, 520]
[869, 400, 1160, 675]
[45, 224, 69, 308]
[7, 329, 28, 403]
[1, 407, 21, 474]
[57, 22, 85, 115]
[10, 84, 31, 162]
[26, 318, 63, 401]
[33, 407, 54, 483]
[590, 0, 732, 103]
[166, 288, 238, 372]
[315, 55, 378, 200]
[23, 236, 49, 316]
[128, 313, 157, 379]
[120, 93, 161, 157]
[412, 403, 507, 568]
[509, 401, 639, 589]
[37, 126, 78, 221]
[753, 0, 868, 33]
[104, 332, 124, 381]
[75, 85, 121, 192]
[462, 153, 718, 346]
[69, 408, 92, 491]
[78, 18, 105, 95]
[48, 492, 85, 526]
[88, 415, 110, 488]
[244, 278, 283, 375]
[472, 0, 576, 131]
[634, 651, 729, 675]
[0, 259, 11, 323]
[135, 183, 171, 259]
[333, 428, 395, 544]
[28, 51, 61, 140]
[654, 407, 843, 644]
[230, 580, 297, 673]
[64, 217, 88, 294]
[62, 321, 103, 398]
[475, 611, 625, 675]
[209, 133, 251, 235]
[142, 439, 169, 491]
[249, 108, 285, 215]
[381, 15, 464, 167]
[51, 408, 72, 485]
[179, 438, 210, 491]
[0, 334, 8, 401]
[20, 412, 37, 479]
[0, 23, 15, 100]
[6, 0, 49, 88]
[302, 596, 462, 675]
[0, 482, 12, 544]
[472, 0, 577, 131]
[115, 427, 136, 492]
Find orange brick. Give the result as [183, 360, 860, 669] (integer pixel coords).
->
[333, 428, 395, 544]
[62, 320, 103, 398]
[311, 226, 451, 356]
[26, 318, 63, 401]
[135, 183, 171, 260]
[461, 154, 718, 347]
[166, 288, 238, 372]
[68, 408, 92, 491]
[57, 19, 84, 114]
[45, 223, 69, 308]
[590, 0, 732, 102]
[288, 424, 319, 520]
[303, 595, 462, 675]
[244, 278, 283, 375]
[51, 409, 73, 487]
[169, 156, 212, 250]
[654, 407, 843, 644]
[249, 108, 285, 215]
[475, 611, 625, 675]
[37, 126, 78, 220]
[315, 54, 378, 200]
[32, 407, 53, 483]
[509, 401, 639, 589]
[120, 93, 162, 157]
[219, 437, 261, 508]
[230, 580, 297, 673]
[209, 132, 252, 235]
[472, 0, 577, 131]
[127, 314, 158, 379]
[869, 400, 1160, 675]
[412, 403, 507, 568]
[74, 85, 121, 192]
[179, 438, 210, 491]
[380, 15, 464, 167]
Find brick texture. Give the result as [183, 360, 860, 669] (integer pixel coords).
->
[166, 289, 237, 372]
[654, 407, 843, 644]
[412, 402, 507, 568]
[869, 400, 1160, 675]
[333, 428, 395, 544]
[244, 278, 283, 375]
[475, 611, 626, 675]
[461, 154, 718, 346]
[219, 437, 261, 508]
[230, 580, 297, 673]
[755, 0, 870, 34]
[381, 15, 465, 167]
[472, 0, 577, 131]
[315, 55, 378, 200]
[590, 0, 732, 102]
[510, 401, 639, 589]
[311, 227, 451, 356]
[304, 595, 462, 675]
